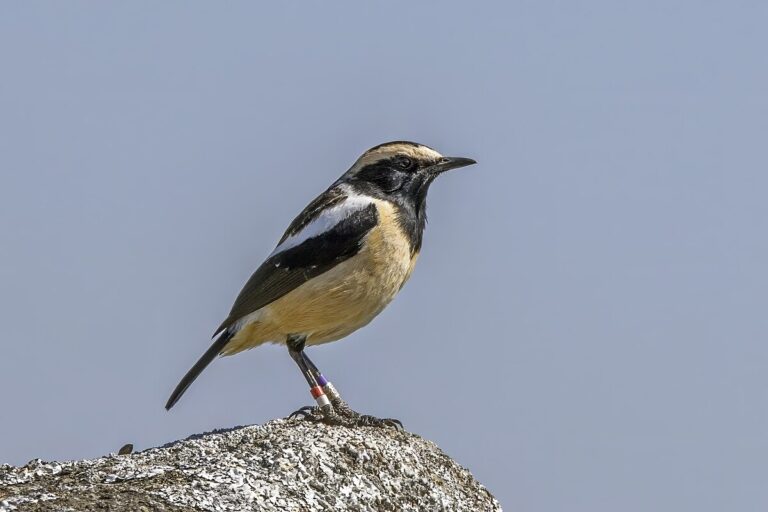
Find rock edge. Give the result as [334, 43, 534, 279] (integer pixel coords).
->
[0, 419, 501, 511]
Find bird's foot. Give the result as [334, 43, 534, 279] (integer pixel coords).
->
[288, 405, 321, 420]
[288, 400, 402, 429]
[288, 404, 356, 426]
[330, 397, 404, 429]
[329, 398, 361, 419]
[354, 414, 403, 429]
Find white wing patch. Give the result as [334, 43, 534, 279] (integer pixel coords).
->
[270, 194, 374, 256]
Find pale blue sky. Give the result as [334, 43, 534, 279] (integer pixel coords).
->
[1, 2, 767, 510]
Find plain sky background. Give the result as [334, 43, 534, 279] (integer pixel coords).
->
[1, 2, 766, 510]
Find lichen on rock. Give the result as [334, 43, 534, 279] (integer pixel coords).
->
[0, 419, 501, 511]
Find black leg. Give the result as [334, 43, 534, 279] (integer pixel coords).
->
[286, 334, 332, 412]
[300, 351, 341, 401]
[286, 335, 354, 425]
[286, 337, 403, 429]
[300, 351, 361, 420]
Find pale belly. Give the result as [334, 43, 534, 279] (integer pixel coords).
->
[221, 213, 419, 355]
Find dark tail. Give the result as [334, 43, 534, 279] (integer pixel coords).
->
[165, 330, 234, 410]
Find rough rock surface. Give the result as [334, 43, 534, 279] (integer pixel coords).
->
[0, 419, 501, 511]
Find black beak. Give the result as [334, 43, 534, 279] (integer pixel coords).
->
[428, 156, 477, 175]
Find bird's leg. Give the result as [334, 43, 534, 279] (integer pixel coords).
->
[286, 335, 361, 426]
[286, 335, 333, 421]
[299, 351, 358, 420]
[299, 348, 404, 429]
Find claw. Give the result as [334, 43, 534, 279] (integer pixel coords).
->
[289, 400, 403, 429]
[357, 415, 404, 429]
[330, 398, 362, 420]
[385, 418, 404, 430]
[288, 405, 319, 419]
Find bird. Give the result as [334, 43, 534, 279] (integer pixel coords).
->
[165, 141, 476, 427]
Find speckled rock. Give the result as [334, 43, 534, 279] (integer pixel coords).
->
[0, 419, 501, 511]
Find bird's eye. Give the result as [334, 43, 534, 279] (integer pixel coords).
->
[397, 157, 414, 170]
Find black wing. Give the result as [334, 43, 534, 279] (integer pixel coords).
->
[214, 199, 378, 336]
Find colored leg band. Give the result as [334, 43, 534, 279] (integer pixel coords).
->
[322, 381, 340, 400]
[316, 374, 340, 400]
[310, 386, 331, 408]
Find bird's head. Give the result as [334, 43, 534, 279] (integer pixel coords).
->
[341, 141, 476, 209]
